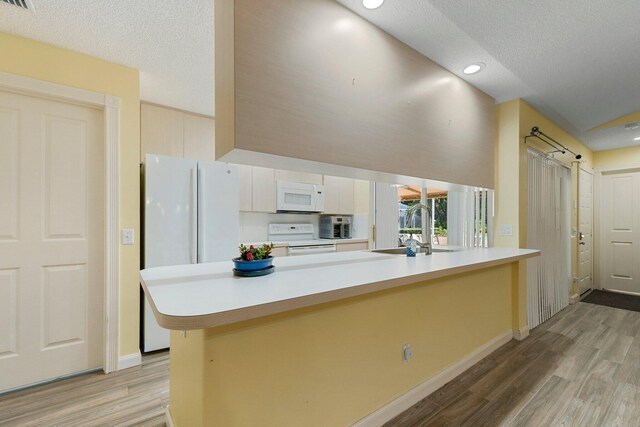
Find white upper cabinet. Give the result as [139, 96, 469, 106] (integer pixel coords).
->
[238, 165, 253, 212]
[183, 114, 215, 161]
[353, 179, 370, 215]
[141, 103, 215, 162]
[141, 103, 184, 158]
[323, 176, 354, 215]
[252, 167, 277, 213]
[275, 170, 323, 185]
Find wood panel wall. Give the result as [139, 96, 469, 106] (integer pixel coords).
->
[216, 0, 496, 189]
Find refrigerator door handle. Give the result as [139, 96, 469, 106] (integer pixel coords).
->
[197, 166, 205, 263]
[190, 167, 198, 264]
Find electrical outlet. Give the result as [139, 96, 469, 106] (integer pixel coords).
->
[121, 228, 135, 245]
[402, 344, 413, 364]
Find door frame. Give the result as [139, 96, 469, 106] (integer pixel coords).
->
[577, 167, 594, 296]
[0, 71, 121, 374]
[595, 165, 640, 294]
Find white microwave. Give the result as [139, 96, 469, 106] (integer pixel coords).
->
[276, 181, 325, 213]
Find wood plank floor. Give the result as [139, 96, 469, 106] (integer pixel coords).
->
[385, 302, 640, 427]
[1, 302, 638, 426]
[0, 351, 169, 427]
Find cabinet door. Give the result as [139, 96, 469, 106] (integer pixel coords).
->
[141, 103, 183, 158]
[238, 165, 253, 211]
[336, 241, 369, 252]
[323, 176, 354, 214]
[340, 177, 354, 215]
[252, 167, 276, 213]
[275, 170, 323, 185]
[184, 114, 215, 161]
[353, 179, 370, 215]
[323, 175, 342, 214]
[271, 246, 289, 257]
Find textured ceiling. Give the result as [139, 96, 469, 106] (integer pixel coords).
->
[2, 0, 639, 150]
[336, 0, 640, 151]
[0, 0, 213, 116]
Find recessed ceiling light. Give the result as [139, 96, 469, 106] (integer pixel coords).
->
[463, 63, 485, 75]
[634, 137, 640, 141]
[363, 0, 384, 9]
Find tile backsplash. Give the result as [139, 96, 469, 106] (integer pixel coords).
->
[350, 214, 369, 239]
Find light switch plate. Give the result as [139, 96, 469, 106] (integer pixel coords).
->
[499, 224, 513, 236]
[121, 228, 135, 245]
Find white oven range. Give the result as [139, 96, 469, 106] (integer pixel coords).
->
[267, 223, 336, 256]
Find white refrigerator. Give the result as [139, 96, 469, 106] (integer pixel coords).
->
[143, 154, 239, 351]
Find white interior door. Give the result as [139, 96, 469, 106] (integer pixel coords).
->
[600, 171, 640, 294]
[578, 169, 593, 295]
[0, 90, 104, 392]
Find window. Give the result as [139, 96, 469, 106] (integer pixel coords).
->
[396, 186, 448, 247]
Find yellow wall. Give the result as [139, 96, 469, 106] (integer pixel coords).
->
[594, 146, 640, 169]
[494, 100, 520, 249]
[494, 99, 595, 321]
[0, 32, 141, 357]
[169, 264, 514, 427]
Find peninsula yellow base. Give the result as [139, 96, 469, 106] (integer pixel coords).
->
[169, 263, 515, 426]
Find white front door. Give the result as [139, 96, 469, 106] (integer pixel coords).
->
[0, 90, 104, 392]
[600, 171, 640, 294]
[578, 169, 593, 295]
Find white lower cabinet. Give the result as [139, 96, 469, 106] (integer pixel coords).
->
[271, 246, 288, 257]
[336, 241, 369, 252]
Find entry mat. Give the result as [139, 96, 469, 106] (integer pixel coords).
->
[582, 289, 640, 313]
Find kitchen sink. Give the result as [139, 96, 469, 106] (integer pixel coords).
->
[371, 247, 457, 255]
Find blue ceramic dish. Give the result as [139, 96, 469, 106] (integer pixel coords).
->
[233, 266, 275, 277]
[232, 256, 273, 271]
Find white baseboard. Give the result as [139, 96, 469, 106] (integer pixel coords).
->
[352, 330, 514, 427]
[165, 406, 176, 427]
[569, 293, 580, 305]
[512, 326, 530, 341]
[117, 351, 142, 370]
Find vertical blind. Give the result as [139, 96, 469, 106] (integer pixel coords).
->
[527, 149, 571, 329]
[448, 189, 493, 248]
[374, 182, 400, 249]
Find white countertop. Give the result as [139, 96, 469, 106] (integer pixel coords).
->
[140, 247, 538, 330]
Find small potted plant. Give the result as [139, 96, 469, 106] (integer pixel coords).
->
[233, 243, 274, 274]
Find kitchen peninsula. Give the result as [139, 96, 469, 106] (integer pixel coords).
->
[141, 248, 538, 426]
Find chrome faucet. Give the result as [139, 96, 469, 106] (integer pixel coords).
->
[406, 203, 432, 255]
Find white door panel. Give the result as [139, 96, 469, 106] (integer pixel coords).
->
[0, 107, 18, 240]
[0, 90, 103, 392]
[601, 171, 640, 294]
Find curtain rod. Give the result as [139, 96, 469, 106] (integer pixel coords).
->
[524, 126, 582, 160]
